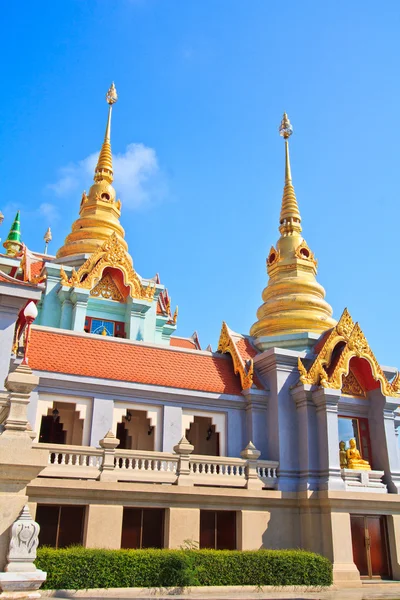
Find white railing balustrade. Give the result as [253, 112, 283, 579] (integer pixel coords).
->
[189, 455, 246, 487]
[34, 439, 279, 489]
[33, 443, 103, 479]
[257, 462, 278, 480]
[114, 450, 178, 483]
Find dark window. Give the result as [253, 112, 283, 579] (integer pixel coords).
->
[39, 415, 66, 444]
[200, 510, 236, 550]
[121, 508, 164, 549]
[36, 505, 85, 548]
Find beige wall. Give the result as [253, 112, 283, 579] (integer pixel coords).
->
[164, 507, 200, 549]
[237, 510, 270, 550]
[321, 509, 360, 585]
[122, 411, 155, 451]
[84, 504, 123, 549]
[186, 417, 219, 456]
[387, 514, 400, 580]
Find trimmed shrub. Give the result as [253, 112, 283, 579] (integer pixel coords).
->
[36, 547, 332, 590]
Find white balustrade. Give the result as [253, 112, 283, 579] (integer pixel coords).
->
[34, 443, 278, 489]
[257, 461, 279, 488]
[189, 455, 246, 487]
[114, 450, 178, 483]
[33, 443, 103, 479]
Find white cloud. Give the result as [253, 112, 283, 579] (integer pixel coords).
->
[47, 143, 165, 210]
[38, 202, 60, 222]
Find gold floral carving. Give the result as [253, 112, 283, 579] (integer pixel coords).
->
[342, 371, 366, 398]
[298, 308, 400, 397]
[217, 321, 254, 390]
[59, 233, 155, 301]
[90, 274, 123, 302]
[294, 240, 317, 266]
[267, 246, 280, 268]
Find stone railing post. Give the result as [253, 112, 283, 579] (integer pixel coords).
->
[173, 436, 194, 486]
[0, 505, 46, 594]
[99, 430, 119, 481]
[3, 364, 38, 435]
[0, 364, 48, 573]
[241, 441, 264, 490]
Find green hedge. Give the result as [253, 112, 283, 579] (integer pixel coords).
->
[36, 547, 332, 589]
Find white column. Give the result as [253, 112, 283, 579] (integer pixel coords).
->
[312, 387, 345, 491]
[162, 406, 182, 452]
[292, 383, 319, 491]
[90, 397, 114, 447]
[369, 390, 400, 493]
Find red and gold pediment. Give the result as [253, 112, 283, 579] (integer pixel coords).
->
[298, 308, 400, 398]
[217, 322, 254, 390]
[60, 233, 155, 302]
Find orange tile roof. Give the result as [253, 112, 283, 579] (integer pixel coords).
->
[29, 329, 242, 395]
[30, 260, 45, 278]
[231, 334, 263, 390]
[235, 337, 258, 361]
[0, 270, 39, 287]
[170, 337, 197, 350]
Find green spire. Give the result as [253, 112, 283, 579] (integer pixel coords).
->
[3, 211, 23, 256]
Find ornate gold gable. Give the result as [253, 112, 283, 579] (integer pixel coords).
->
[298, 308, 400, 397]
[217, 322, 254, 390]
[342, 371, 366, 398]
[90, 273, 123, 302]
[60, 233, 155, 302]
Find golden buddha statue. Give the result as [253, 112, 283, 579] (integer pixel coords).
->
[346, 438, 371, 471]
[339, 441, 348, 468]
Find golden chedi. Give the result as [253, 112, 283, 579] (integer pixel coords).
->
[57, 83, 128, 260]
[250, 113, 336, 342]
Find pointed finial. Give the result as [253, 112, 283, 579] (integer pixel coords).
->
[3, 211, 23, 256]
[106, 82, 118, 106]
[43, 227, 52, 254]
[94, 83, 118, 184]
[278, 113, 302, 237]
[279, 112, 293, 139]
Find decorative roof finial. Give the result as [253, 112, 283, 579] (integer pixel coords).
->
[278, 112, 302, 237]
[106, 82, 118, 105]
[94, 83, 118, 184]
[3, 211, 23, 257]
[43, 227, 52, 255]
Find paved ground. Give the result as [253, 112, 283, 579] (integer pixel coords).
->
[41, 582, 400, 600]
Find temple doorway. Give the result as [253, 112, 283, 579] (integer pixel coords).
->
[116, 410, 155, 451]
[185, 416, 219, 456]
[38, 402, 84, 445]
[350, 515, 391, 579]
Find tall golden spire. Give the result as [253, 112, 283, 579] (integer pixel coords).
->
[94, 83, 117, 184]
[57, 83, 128, 261]
[250, 113, 335, 345]
[278, 113, 302, 236]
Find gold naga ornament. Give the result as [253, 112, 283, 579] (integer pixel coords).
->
[217, 322, 254, 390]
[57, 83, 128, 259]
[60, 233, 155, 301]
[298, 308, 400, 398]
[250, 113, 335, 340]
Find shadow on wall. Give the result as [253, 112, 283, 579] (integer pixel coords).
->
[261, 505, 301, 550]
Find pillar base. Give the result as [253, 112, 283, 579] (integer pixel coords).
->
[0, 570, 46, 594]
[332, 563, 362, 587]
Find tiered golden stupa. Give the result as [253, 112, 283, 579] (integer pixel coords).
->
[57, 83, 128, 260]
[250, 113, 336, 342]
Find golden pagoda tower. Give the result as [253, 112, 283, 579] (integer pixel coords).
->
[250, 113, 336, 344]
[57, 83, 128, 260]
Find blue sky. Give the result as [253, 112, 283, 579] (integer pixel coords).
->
[2, 1, 400, 365]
